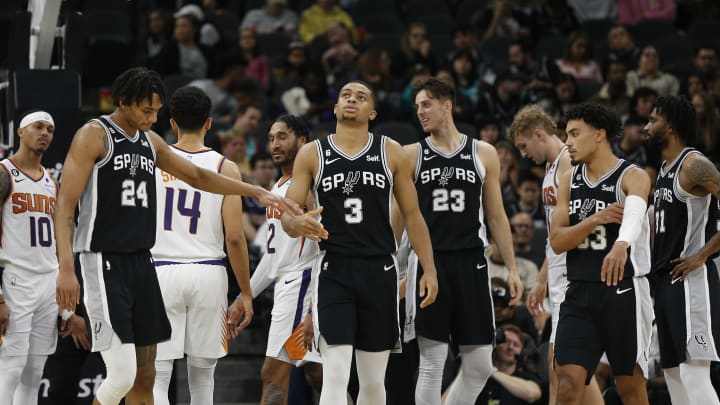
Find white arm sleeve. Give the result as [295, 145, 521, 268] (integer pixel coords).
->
[617, 195, 648, 244]
[250, 254, 274, 299]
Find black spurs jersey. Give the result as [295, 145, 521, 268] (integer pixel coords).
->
[414, 135, 486, 252]
[652, 148, 717, 274]
[566, 159, 651, 282]
[313, 133, 395, 256]
[74, 116, 157, 253]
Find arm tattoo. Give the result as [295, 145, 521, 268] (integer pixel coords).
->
[688, 156, 720, 193]
[0, 168, 9, 204]
[101, 131, 109, 157]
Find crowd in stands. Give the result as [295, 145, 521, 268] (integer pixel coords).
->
[51, 0, 720, 403]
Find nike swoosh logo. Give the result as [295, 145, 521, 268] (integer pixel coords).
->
[284, 277, 298, 284]
[14, 178, 24, 183]
[423, 155, 437, 161]
[384, 264, 395, 271]
[476, 263, 487, 270]
[616, 287, 633, 295]
[113, 137, 126, 143]
[325, 158, 340, 164]
[671, 277, 683, 285]
[570, 183, 580, 189]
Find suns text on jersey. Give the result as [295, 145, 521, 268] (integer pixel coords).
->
[12, 193, 55, 214]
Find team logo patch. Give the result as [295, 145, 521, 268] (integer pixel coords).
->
[438, 167, 454, 186]
[342, 171, 360, 195]
[695, 334, 710, 352]
[578, 199, 595, 220]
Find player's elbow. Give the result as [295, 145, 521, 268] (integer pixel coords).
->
[549, 233, 569, 254]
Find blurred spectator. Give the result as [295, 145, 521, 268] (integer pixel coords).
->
[476, 116, 502, 145]
[392, 22, 437, 81]
[140, 8, 174, 66]
[238, 27, 271, 93]
[692, 91, 720, 163]
[400, 64, 432, 115]
[535, 0, 579, 37]
[618, 0, 676, 25]
[233, 78, 264, 111]
[232, 103, 264, 169]
[357, 48, 402, 121]
[199, 0, 240, 49]
[321, 22, 359, 90]
[450, 49, 480, 105]
[509, 211, 545, 269]
[693, 45, 720, 97]
[566, 0, 616, 22]
[627, 86, 658, 121]
[591, 60, 632, 117]
[479, 0, 535, 43]
[243, 152, 275, 241]
[612, 115, 650, 168]
[682, 71, 709, 100]
[221, 128, 250, 175]
[151, 11, 211, 78]
[496, 140, 521, 209]
[447, 24, 494, 84]
[240, 0, 299, 36]
[273, 41, 309, 92]
[509, 39, 563, 105]
[298, 0, 357, 44]
[507, 172, 545, 229]
[605, 24, 640, 71]
[555, 31, 602, 83]
[188, 51, 247, 123]
[476, 324, 543, 405]
[299, 69, 336, 124]
[626, 45, 679, 97]
[491, 277, 539, 341]
[477, 70, 524, 132]
[538, 74, 579, 122]
[436, 68, 475, 124]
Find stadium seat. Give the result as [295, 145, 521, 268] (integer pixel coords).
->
[454, 0, 487, 26]
[536, 35, 566, 62]
[373, 121, 420, 145]
[631, 19, 675, 47]
[414, 14, 456, 36]
[256, 33, 292, 57]
[456, 122, 477, 138]
[582, 18, 615, 43]
[404, 0, 451, 20]
[653, 35, 692, 67]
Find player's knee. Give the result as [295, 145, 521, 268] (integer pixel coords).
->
[556, 375, 581, 404]
[98, 366, 136, 404]
[304, 364, 323, 391]
[614, 380, 645, 403]
[261, 359, 281, 386]
[359, 378, 385, 399]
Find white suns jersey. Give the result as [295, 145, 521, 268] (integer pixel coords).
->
[0, 159, 58, 273]
[542, 147, 567, 269]
[151, 146, 226, 262]
[266, 178, 319, 277]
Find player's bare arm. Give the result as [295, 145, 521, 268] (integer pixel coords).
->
[387, 139, 438, 308]
[0, 167, 9, 335]
[281, 142, 327, 241]
[550, 169, 624, 254]
[149, 132, 299, 214]
[55, 122, 108, 312]
[478, 141, 523, 305]
[671, 154, 720, 279]
[601, 167, 651, 286]
[221, 160, 253, 336]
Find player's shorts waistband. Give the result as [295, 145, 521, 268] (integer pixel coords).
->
[154, 259, 226, 267]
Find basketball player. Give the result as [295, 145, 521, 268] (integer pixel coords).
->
[53, 67, 296, 405]
[280, 80, 439, 405]
[150, 86, 253, 405]
[0, 111, 58, 405]
[250, 115, 322, 405]
[509, 105, 603, 405]
[406, 77, 522, 405]
[550, 103, 653, 405]
[645, 95, 720, 405]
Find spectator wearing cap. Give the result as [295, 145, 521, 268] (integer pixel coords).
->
[150, 7, 211, 78]
[477, 70, 524, 131]
[626, 44, 679, 97]
[240, 0, 299, 37]
[590, 60, 632, 117]
[188, 51, 247, 124]
[298, 0, 357, 44]
[555, 30, 602, 84]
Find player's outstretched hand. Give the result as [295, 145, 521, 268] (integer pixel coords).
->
[257, 188, 303, 215]
[593, 202, 624, 225]
[0, 301, 9, 336]
[418, 268, 438, 309]
[295, 207, 329, 242]
[60, 314, 91, 351]
[601, 241, 628, 286]
[228, 292, 254, 339]
[56, 268, 80, 313]
[526, 279, 547, 316]
[507, 272, 524, 306]
[302, 312, 314, 351]
[670, 253, 705, 282]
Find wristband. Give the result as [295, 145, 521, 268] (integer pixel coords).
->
[61, 309, 74, 321]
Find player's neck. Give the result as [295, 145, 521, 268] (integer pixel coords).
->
[545, 135, 565, 163]
[280, 164, 293, 178]
[660, 137, 686, 166]
[9, 149, 43, 174]
[333, 123, 370, 153]
[429, 121, 463, 152]
[585, 147, 619, 180]
[175, 133, 206, 151]
[108, 111, 139, 137]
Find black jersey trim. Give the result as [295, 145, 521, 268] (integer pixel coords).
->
[103, 115, 140, 142]
[581, 159, 625, 188]
[92, 118, 115, 168]
[659, 147, 695, 178]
